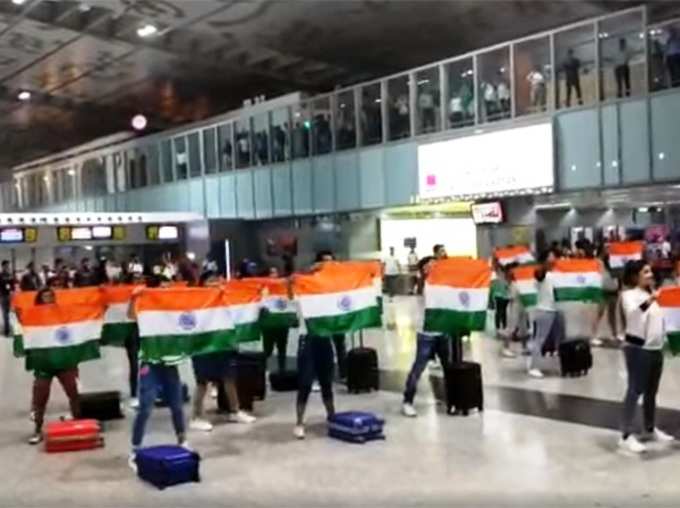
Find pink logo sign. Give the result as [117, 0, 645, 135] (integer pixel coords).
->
[426, 174, 436, 186]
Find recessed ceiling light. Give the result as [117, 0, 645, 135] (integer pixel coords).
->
[137, 24, 158, 38]
[17, 90, 31, 101]
[12, 0, 26, 5]
[131, 114, 147, 131]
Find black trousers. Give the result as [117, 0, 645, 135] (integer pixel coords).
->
[615, 64, 631, 98]
[262, 327, 289, 372]
[332, 334, 347, 379]
[494, 297, 509, 331]
[1, 295, 10, 337]
[566, 77, 582, 106]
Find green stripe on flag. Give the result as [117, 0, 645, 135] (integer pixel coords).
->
[667, 332, 680, 356]
[554, 287, 603, 303]
[424, 309, 486, 334]
[100, 322, 136, 347]
[519, 294, 537, 308]
[140, 330, 237, 362]
[24, 340, 100, 373]
[260, 312, 298, 330]
[305, 306, 381, 337]
[13, 334, 25, 358]
[235, 322, 261, 343]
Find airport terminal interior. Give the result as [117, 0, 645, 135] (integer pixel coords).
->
[3, 0, 680, 506]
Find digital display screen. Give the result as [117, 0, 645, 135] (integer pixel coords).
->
[112, 225, 126, 241]
[158, 226, 179, 240]
[24, 227, 38, 243]
[71, 227, 93, 240]
[92, 226, 112, 239]
[0, 228, 24, 243]
[471, 202, 504, 224]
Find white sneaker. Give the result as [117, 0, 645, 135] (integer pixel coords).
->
[618, 435, 647, 454]
[179, 440, 193, 451]
[210, 386, 218, 399]
[528, 369, 544, 379]
[227, 411, 256, 424]
[29, 410, 35, 422]
[28, 433, 42, 445]
[293, 424, 305, 440]
[128, 397, 139, 410]
[189, 418, 214, 432]
[401, 403, 417, 417]
[591, 338, 604, 347]
[642, 428, 675, 443]
[501, 348, 516, 359]
[311, 381, 321, 392]
[127, 452, 138, 473]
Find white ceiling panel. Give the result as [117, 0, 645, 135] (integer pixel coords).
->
[115, 0, 228, 34]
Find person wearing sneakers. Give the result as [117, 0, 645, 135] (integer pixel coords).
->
[26, 288, 81, 445]
[618, 260, 674, 454]
[492, 263, 516, 359]
[128, 275, 190, 471]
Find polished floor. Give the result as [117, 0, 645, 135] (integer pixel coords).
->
[3, 296, 680, 507]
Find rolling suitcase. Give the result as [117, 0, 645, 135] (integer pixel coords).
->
[445, 361, 483, 416]
[155, 383, 190, 407]
[327, 411, 385, 444]
[135, 445, 201, 490]
[269, 370, 298, 392]
[559, 339, 592, 377]
[216, 353, 265, 412]
[346, 331, 379, 393]
[44, 419, 103, 453]
[79, 391, 124, 421]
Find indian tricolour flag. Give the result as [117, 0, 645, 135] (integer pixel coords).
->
[658, 287, 680, 355]
[101, 285, 140, 346]
[294, 264, 380, 336]
[423, 258, 491, 334]
[608, 241, 644, 269]
[551, 258, 603, 303]
[135, 287, 235, 362]
[20, 302, 103, 373]
[222, 280, 263, 343]
[495, 246, 534, 266]
[248, 278, 298, 329]
[511, 265, 539, 308]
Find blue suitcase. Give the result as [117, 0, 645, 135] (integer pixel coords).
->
[135, 445, 201, 489]
[327, 411, 385, 444]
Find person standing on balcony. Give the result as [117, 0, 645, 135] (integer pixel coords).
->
[562, 48, 583, 107]
[614, 38, 633, 98]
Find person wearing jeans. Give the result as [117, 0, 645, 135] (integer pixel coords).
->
[30, 368, 80, 444]
[294, 334, 336, 439]
[618, 260, 673, 454]
[402, 332, 454, 417]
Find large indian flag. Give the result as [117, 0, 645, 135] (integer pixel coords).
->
[294, 263, 380, 336]
[19, 302, 103, 373]
[658, 287, 680, 355]
[249, 277, 298, 329]
[222, 280, 263, 342]
[551, 258, 603, 303]
[495, 246, 534, 266]
[100, 285, 140, 346]
[511, 265, 539, 308]
[608, 241, 644, 269]
[135, 287, 235, 362]
[423, 258, 491, 334]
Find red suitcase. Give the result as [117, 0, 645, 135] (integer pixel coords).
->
[44, 419, 104, 453]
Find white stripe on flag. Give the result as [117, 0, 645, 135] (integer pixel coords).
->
[514, 279, 537, 295]
[261, 296, 295, 314]
[550, 271, 602, 288]
[24, 319, 103, 349]
[609, 253, 641, 269]
[229, 303, 261, 325]
[137, 306, 233, 337]
[662, 307, 680, 332]
[297, 286, 377, 319]
[424, 285, 488, 312]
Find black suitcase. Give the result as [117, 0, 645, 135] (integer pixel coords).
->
[346, 347, 379, 393]
[78, 391, 124, 420]
[269, 370, 298, 392]
[217, 353, 266, 412]
[444, 361, 483, 416]
[155, 383, 190, 407]
[559, 339, 592, 377]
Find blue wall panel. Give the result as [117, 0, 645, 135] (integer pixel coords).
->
[219, 173, 237, 217]
[205, 175, 220, 218]
[253, 167, 273, 218]
[271, 164, 292, 217]
[651, 92, 680, 181]
[556, 110, 601, 190]
[291, 159, 313, 215]
[359, 148, 385, 209]
[384, 142, 417, 206]
[312, 155, 335, 214]
[189, 180, 204, 214]
[620, 100, 650, 184]
[236, 170, 255, 219]
[335, 151, 360, 211]
[601, 105, 619, 186]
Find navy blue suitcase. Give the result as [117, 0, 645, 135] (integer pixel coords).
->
[135, 445, 200, 489]
[327, 411, 385, 444]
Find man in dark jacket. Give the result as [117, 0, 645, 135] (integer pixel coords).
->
[20, 262, 41, 291]
[0, 260, 15, 336]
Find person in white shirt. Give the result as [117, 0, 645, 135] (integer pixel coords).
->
[383, 247, 400, 299]
[661, 236, 672, 259]
[526, 68, 546, 111]
[618, 260, 674, 454]
[613, 38, 633, 98]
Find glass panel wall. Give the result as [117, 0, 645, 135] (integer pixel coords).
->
[335, 89, 356, 150]
[599, 11, 645, 100]
[217, 123, 233, 171]
[649, 21, 680, 91]
[387, 74, 411, 140]
[174, 136, 188, 179]
[291, 102, 311, 159]
[555, 22, 596, 109]
[160, 140, 173, 182]
[270, 107, 290, 163]
[235, 119, 251, 169]
[188, 132, 201, 177]
[137, 150, 148, 187]
[203, 127, 217, 174]
[128, 154, 138, 189]
[514, 36, 552, 115]
[360, 82, 382, 145]
[253, 113, 269, 165]
[147, 143, 160, 185]
[446, 57, 475, 129]
[478, 46, 511, 123]
[312, 96, 332, 155]
[416, 66, 441, 134]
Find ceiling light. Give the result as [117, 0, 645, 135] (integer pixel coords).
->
[637, 207, 648, 213]
[659, 152, 666, 160]
[79, 2, 91, 12]
[17, 90, 31, 101]
[131, 114, 147, 131]
[67, 169, 76, 176]
[137, 24, 158, 38]
[12, 0, 26, 5]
